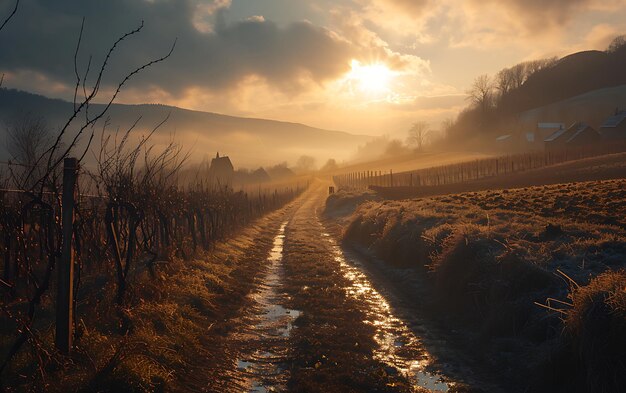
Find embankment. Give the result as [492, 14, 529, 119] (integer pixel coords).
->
[330, 179, 626, 392]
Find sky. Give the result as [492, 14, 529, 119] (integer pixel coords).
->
[1, 0, 626, 137]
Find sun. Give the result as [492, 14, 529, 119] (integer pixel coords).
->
[347, 60, 394, 94]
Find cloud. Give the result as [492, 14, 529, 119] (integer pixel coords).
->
[0, 0, 356, 99]
[372, 0, 432, 17]
[355, 0, 626, 50]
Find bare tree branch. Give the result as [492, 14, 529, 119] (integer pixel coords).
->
[21, 20, 177, 193]
[0, 0, 19, 33]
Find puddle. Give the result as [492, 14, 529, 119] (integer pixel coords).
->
[235, 222, 301, 392]
[321, 232, 451, 392]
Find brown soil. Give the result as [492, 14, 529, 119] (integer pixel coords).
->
[281, 183, 414, 392]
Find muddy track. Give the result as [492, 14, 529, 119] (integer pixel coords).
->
[208, 181, 489, 392]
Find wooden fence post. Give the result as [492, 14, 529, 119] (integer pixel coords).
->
[56, 157, 77, 354]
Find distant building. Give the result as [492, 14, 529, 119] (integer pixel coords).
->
[537, 122, 565, 141]
[266, 164, 295, 180]
[209, 152, 234, 186]
[544, 122, 601, 151]
[250, 167, 271, 183]
[495, 134, 514, 151]
[599, 109, 626, 140]
[524, 123, 565, 150]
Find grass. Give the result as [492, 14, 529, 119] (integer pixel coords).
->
[0, 209, 288, 392]
[335, 178, 626, 391]
[562, 271, 626, 392]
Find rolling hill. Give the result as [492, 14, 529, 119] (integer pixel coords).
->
[500, 47, 626, 115]
[0, 89, 372, 168]
[520, 84, 626, 129]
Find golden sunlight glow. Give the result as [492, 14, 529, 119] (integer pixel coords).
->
[347, 60, 394, 94]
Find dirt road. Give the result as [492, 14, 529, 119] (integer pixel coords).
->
[203, 181, 495, 392]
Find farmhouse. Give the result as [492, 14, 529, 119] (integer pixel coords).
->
[599, 109, 626, 140]
[251, 167, 271, 183]
[544, 122, 600, 151]
[209, 152, 234, 185]
[524, 123, 565, 150]
[537, 122, 565, 141]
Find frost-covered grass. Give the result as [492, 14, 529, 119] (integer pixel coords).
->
[342, 178, 626, 391]
[325, 188, 381, 219]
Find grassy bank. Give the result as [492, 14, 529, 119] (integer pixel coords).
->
[335, 179, 626, 392]
[0, 206, 292, 392]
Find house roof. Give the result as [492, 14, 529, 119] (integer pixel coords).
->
[601, 111, 626, 128]
[545, 122, 596, 143]
[544, 128, 568, 142]
[210, 153, 234, 174]
[538, 122, 564, 129]
[565, 123, 597, 143]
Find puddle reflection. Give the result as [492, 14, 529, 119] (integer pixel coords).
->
[236, 223, 301, 392]
[322, 232, 450, 392]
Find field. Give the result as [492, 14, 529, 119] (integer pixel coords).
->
[369, 151, 626, 200]
[332, 151, 489, 175]
[0, 159, 305, 392]
[331, 178, 626, 392]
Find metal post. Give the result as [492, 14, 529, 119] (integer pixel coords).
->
[56, 157, 77, 353]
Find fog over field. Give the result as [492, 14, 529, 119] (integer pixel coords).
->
[1, 1, 625, 392]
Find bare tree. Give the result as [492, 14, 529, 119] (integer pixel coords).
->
[525, 57, 557, 77]
[0, 11, 177, 378]
[0, 0, 18, 33]
[509, 63, 527, 90]
[4, 114, 57, 188]
[466, 74, 493, 115]
[607, 34, 626, 53]
[21, 19, 176, 196]
[407, 121, 430, 151]
[296, 155, 316, 172]
[5, 115, 51, 166]
[495, 68, 513, 96]
[0, 0, 19, 87]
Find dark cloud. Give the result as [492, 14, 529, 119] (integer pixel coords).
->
[0, 0, 355, 96]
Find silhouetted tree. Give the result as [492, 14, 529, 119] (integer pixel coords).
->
[5, 115, 51, 165]
[607, 34, 626, 53]
[384, 139, 409, 156]
[296, 155, 316, 172]
[407, 121, 430, 151]
[467, 74, 494, 116]
[4, 114, 59, 188]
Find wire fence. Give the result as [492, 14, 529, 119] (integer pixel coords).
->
[333, 141, 626, 189]
[0, 157, 307, 381]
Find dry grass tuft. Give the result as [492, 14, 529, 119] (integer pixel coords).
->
[564, 270, 626, 392]
[339, 179, 626, 390]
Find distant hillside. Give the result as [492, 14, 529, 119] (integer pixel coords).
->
[0, 89, 372, 168]
[520, 85, 626, 129]
[500, 48, 626, 114]
[447, 42, 626, 149]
